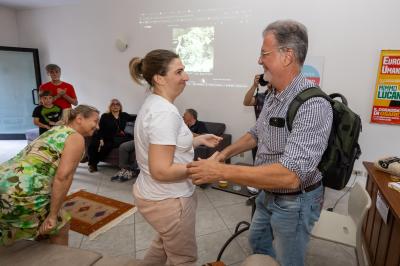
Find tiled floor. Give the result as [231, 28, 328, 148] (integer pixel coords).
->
[0, 140, 362, 265]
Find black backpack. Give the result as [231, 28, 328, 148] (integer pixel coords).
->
[286, 87, 362, 190]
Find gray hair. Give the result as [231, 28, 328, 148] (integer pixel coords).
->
[263, 20, 308, 65]
[45, 64, 61, 72]
[185, 108, 198, 120]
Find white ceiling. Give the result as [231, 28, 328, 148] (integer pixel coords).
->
[0, 0, 79, 10]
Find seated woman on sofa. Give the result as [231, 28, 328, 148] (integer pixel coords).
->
[87, 99, 136, 172]
[0, 105, 99, 246]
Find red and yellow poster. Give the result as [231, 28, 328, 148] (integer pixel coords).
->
[371, 50, 400, 125]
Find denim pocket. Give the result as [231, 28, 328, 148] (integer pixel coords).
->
[310, 194, 324, 221]
[308, 189, 324, 229]
[272, 195, 301, 212]
[271, 195, 301, 234]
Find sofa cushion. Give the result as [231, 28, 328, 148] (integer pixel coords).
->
[0, 240, 102, 266]
[204, 122, 226, 136]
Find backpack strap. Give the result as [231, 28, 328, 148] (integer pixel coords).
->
[286, 87, 332, 132]
[329, 93, 348, 106]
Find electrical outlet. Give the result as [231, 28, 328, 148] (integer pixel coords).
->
[352, 170, 363, 176]
[239, 152, 245, 158]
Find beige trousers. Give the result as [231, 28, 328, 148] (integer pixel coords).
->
[133, 186, 198, 266]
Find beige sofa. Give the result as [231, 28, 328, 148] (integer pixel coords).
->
[0, 240, 154, 266]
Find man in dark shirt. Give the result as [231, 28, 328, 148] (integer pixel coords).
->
[183, 109, 208, 135]
[32, 91, 62, 135]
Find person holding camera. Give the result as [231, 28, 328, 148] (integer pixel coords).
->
[243, 74, 271, 162]
[243, 74, 271, 120]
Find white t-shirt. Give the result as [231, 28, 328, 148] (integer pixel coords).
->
[134, 94, 195, 200]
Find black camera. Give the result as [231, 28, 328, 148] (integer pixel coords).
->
[259, 74, 269, 86]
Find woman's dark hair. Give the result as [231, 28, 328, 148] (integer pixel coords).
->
[129, 49, 179, 86]
[39, 90, 52, 97]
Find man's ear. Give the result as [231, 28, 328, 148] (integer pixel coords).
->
[281, 48, 295, 67]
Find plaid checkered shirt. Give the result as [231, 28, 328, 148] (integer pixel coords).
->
[249, 73, 333, 193]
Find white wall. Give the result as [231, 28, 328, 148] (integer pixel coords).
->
[15, 0, 400, 169]
[0, 6, 19, 46]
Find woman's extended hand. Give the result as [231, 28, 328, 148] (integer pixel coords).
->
[39, 214, 57, 235]
[193, 134, 223, 148]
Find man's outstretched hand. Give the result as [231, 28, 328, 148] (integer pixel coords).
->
[187, 159, 223, 185]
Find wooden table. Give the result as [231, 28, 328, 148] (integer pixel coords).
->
[211, 181, 254, 197]
[362, 161, 400, 266]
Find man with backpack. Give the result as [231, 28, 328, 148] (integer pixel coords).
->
[187, 20, 333, 266]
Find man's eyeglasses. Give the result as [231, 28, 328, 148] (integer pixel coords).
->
[259, 46, 286, 58]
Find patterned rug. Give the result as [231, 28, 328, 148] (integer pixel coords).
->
[63, 190, 136, 240]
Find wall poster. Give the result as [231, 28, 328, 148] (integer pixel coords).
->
[371, 50, 400, 125]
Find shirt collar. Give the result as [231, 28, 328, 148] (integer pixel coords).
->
[271, 72, 308, 102]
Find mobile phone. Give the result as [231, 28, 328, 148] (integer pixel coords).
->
[259, 74, 269, 86]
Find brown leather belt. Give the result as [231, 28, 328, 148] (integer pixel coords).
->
[271, 180, 322, 196]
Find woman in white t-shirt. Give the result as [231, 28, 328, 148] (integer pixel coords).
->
[129, 49, 222, 266]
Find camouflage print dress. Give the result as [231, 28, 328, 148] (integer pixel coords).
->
[0, 126, 76, 245]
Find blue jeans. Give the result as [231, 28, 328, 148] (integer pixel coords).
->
[248, 185, 324, 266]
